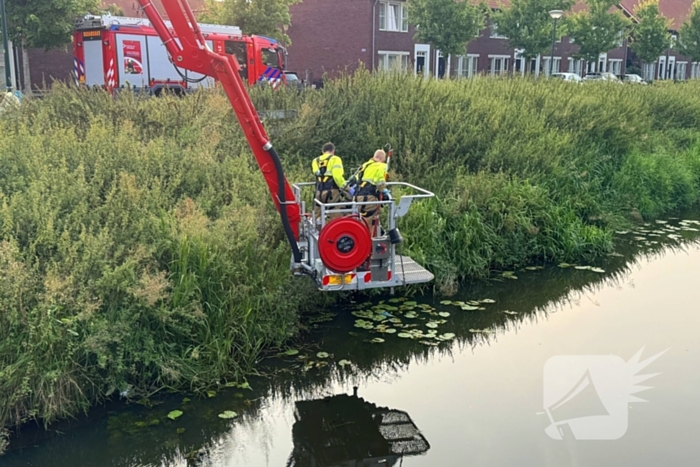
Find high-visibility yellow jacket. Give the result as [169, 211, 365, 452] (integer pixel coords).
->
[357, 159, 387, 193]
[312, 153, 345, 190]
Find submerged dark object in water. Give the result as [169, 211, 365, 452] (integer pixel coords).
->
[287, 387, 430, 466]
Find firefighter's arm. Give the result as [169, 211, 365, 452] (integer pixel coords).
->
[331, 158, 346, 188]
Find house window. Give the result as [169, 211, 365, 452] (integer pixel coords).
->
[378, 51, 410, 71]
[608, 59, 622, 76]
[658, 56, 666, 79]
[457, 54, 479, 78]
[542, 57, 561, 76]
[568, 57, 583, 76]
[692, 62, 700, 79]
[677, 61, 688, 80]
[490, 24, 507, 39]
[379, 2, 408, 32]
[489, 55, 510, 75]
[643, 63, 656, 81]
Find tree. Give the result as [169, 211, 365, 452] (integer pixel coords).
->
[5, 0, 98, 92]
[491, 0, 573, 72]
[679, 0, 700, 63]
[199, 0, 301, 47]
[406, 0, 486, 73]
[566, 0, 630, 67]
[629, 0, 670, 78]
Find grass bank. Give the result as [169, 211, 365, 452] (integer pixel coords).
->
[2, 74, 700, 445]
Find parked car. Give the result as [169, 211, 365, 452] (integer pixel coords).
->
[623, 74, 647, 84]
[552, 72, 583, 83]
[583, 72, 622, 83]
[284, 71, 303, 91]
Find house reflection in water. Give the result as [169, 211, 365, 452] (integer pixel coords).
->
[287, 387, 430, 467]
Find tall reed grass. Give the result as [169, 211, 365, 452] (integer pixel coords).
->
[2, 72, 700, 442]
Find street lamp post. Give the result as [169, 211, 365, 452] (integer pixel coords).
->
[548, 10, 564, 78]
[0, 0, 12, 91]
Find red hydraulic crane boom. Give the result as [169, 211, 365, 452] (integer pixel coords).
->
[136, 0, 302, 262]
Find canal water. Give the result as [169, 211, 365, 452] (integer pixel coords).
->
[4, 218, 700, 467]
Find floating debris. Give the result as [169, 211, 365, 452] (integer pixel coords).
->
[218, 411, 238, 419]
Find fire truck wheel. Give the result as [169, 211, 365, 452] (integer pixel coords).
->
[318, 216, 372, 273]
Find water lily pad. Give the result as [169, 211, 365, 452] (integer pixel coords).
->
[397, 332, 413, 338]
[460, 305, 479, 311]
[338, 359, 352, 367]
[370, 338, 385, 344]
[502, 271, 518, 279]
[425, 322, 439, 329]
[479, 299, 496, 304]
[501, 310, 518, 315]
[419, 341, 439, 346]
[388, 318, 402, 324]
[558, 263, 572, 268]
[440, 300, 452, 305]
[182, 398, 191, 404]
[469, 329, 493, 334]
[404, 312, 417, 318]
[176, 428, 186, 434]
[388, 298, 401, 303]
[574, 265, 592, 270]
[282, 349, 299, 357]
[404, 301, 418, 307]
[590, 267, 605, 273]
[316, 352, 329, 359]
[167, 410, 183, 420]
[218, 411, 238, 419]
[384, 328, 397, 334]
[655, 220, 668, 224]
[438, 312, 450, 317]
[438, 333, 456, 340]
[206, 390, 217, 398]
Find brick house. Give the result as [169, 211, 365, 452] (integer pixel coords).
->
[286, 0, 693, 84]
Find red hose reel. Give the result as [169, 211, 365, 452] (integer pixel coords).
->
[318, 216, 372, 273]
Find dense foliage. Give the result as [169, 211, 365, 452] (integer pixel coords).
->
[3, 73, 700, 447]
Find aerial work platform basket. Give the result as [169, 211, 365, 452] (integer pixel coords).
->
[291, 182, 435, 292]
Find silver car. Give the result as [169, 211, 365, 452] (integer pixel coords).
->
[552, 72, 583, 83]
[583, 72, 622, 83]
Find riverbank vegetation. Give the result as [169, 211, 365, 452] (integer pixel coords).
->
[2, 73, 700, 447]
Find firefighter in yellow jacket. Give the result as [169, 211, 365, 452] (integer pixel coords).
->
[312, 142, 346, 220]
[353, 149, 389, 231]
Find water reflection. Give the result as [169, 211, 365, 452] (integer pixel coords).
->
[4, 217, 700, 466]
[288, 387, 429, 467]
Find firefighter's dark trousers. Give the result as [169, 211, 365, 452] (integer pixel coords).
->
[314, 188, 343, 221]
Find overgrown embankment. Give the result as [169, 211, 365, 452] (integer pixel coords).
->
[2, 74, 700, 444]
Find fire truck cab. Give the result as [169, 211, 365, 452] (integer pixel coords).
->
[74, 14, 286, 94]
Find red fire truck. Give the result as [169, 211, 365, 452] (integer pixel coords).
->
[73, 14, 286, 94]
